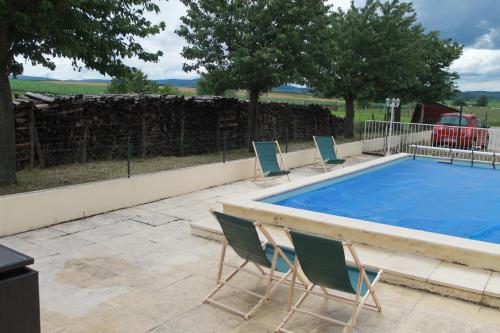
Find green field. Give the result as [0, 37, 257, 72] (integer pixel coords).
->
[10, 79, 108, 95]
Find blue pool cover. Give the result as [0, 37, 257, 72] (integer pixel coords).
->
[264, 158, 500, 244]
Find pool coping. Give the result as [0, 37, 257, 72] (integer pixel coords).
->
[219, 153, 500, 273]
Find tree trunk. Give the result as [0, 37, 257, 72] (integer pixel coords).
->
[344, 96, 355, 138]
[247, 88, 260, 149]
[0, 25, 16, 184]
[394, 104, 401, 123]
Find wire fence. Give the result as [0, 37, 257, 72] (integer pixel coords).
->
[1, 127, 332, 196]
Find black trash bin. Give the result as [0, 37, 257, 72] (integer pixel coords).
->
[0, 244, 41, 333]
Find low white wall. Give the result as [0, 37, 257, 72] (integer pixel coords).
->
[0, 141, 363, 236]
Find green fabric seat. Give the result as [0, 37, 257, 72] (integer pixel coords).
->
[315, 136, 346, 165]
[254, 141, 289, 177]
[264, 243, 296, 273]
[213, 211, 295, 272]
[289, 229, 377, 296]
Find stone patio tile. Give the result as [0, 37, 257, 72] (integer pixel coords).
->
[17, 227, 67, 243]
[76, 219, 152, 243]
[230, 322, 274, 333]
[64, 308, 156, 333]
[371, 283, 423, 312]
[50, 219, 99, 234]
[484, 272, 500, 297]
[151, 304, 243, 333]
[84, 210, 131, 226]
[428, 262, 491, 294]
[0, 235, 57, 259]
[410, 293, 481, 325]
[39, 234, 95, 253]
[470, 306, 500, 331]
[322, 303, 407, 333]
[122, 207, 179, 226]
[380, 251, 441, 281]
[134, 220, 191, 245]
[398, 308, 473, 333]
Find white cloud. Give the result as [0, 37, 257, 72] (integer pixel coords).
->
[473, 28, 500, 49]
[451, 48, 500, 90]
[451, 48, 500, 75]
[17, 0, 500, 91]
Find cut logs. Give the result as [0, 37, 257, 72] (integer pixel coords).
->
[12, 93, 340, 170]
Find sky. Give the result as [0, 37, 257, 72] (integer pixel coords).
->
[19, 0, 500, 91]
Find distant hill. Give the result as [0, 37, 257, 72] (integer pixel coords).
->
[462, 91, 500, 100]
[9, 75, 55, 81]
[15, 75, 497, 97]
[10, 75, 311, 93]
[155, 79, 198, 87]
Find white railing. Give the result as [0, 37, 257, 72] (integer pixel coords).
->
[362, 120, 500, 163]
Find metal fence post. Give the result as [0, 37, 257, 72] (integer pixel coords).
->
[127, 136, 132, 178]
[285, 128, 289, 153]
[223, 130, 227, 163]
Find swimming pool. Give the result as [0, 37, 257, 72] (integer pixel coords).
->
[263, 157, 500, 244]
[221, 154, 500, 272]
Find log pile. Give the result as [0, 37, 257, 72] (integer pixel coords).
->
[12, 93, 336, 170]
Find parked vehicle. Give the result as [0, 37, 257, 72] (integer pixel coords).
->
[411, 102, 460, 124]
[431, 113, 490, 149]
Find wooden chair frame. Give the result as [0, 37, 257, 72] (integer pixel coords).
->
[276, 229, 383, 333]
[313, 135, 345, 173]
[203, 211, 308, 320]
[252, 140, 290, 182]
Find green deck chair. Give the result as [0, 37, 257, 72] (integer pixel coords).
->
[277, 229, 383, 333]
[253, 141, 290, 181]
[313, 135, 346, 172]
[203, 211, 308, 320]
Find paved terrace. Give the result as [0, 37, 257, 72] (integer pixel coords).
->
[1, 154, 499, 333]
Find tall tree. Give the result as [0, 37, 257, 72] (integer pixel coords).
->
[196, 70, 233, 96]
[380, 30, 462, 121]
[0, 1, 166, 184]
[307, 0, 461, 137]
[176, 0, 329, 146]
[107, 69, 176, 94]
[477, 95, 488, 107]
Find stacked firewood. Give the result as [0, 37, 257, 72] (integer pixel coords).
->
[12, 93, 337, 170]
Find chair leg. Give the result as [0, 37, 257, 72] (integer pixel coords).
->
[265, 249, 279, 300]
[216, 240, 228, 284]
[276, 284, 315, 332]
[203, 259, 249, 302]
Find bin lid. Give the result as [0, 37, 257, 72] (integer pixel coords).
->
[0, 244, 34, 274]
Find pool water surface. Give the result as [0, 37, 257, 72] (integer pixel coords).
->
[264, 158, 500, 244]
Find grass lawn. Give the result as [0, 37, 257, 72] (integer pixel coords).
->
[0, 138, 356, 196]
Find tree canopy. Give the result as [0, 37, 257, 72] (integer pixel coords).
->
[107, 70, 176, 94]
[0, 0, 166, 184]
[477, 95, 489, 107]
[306, 0, 462, 137]
[176, 0, 330, 146]
[196, 70, 233, 96]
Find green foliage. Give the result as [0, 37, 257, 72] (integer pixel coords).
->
[0, 0, 165, 77]
[452, 95, 467, 107]
[106, 70, 174, 94]
[196, 71, 232, 96]
[177, 0, 329, 94]
[477, 95, 489, 107]
[176, 0, 330, 144]
[306, 0, 462, 136]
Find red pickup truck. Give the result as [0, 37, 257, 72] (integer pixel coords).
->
[431, 113, 490, 149]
